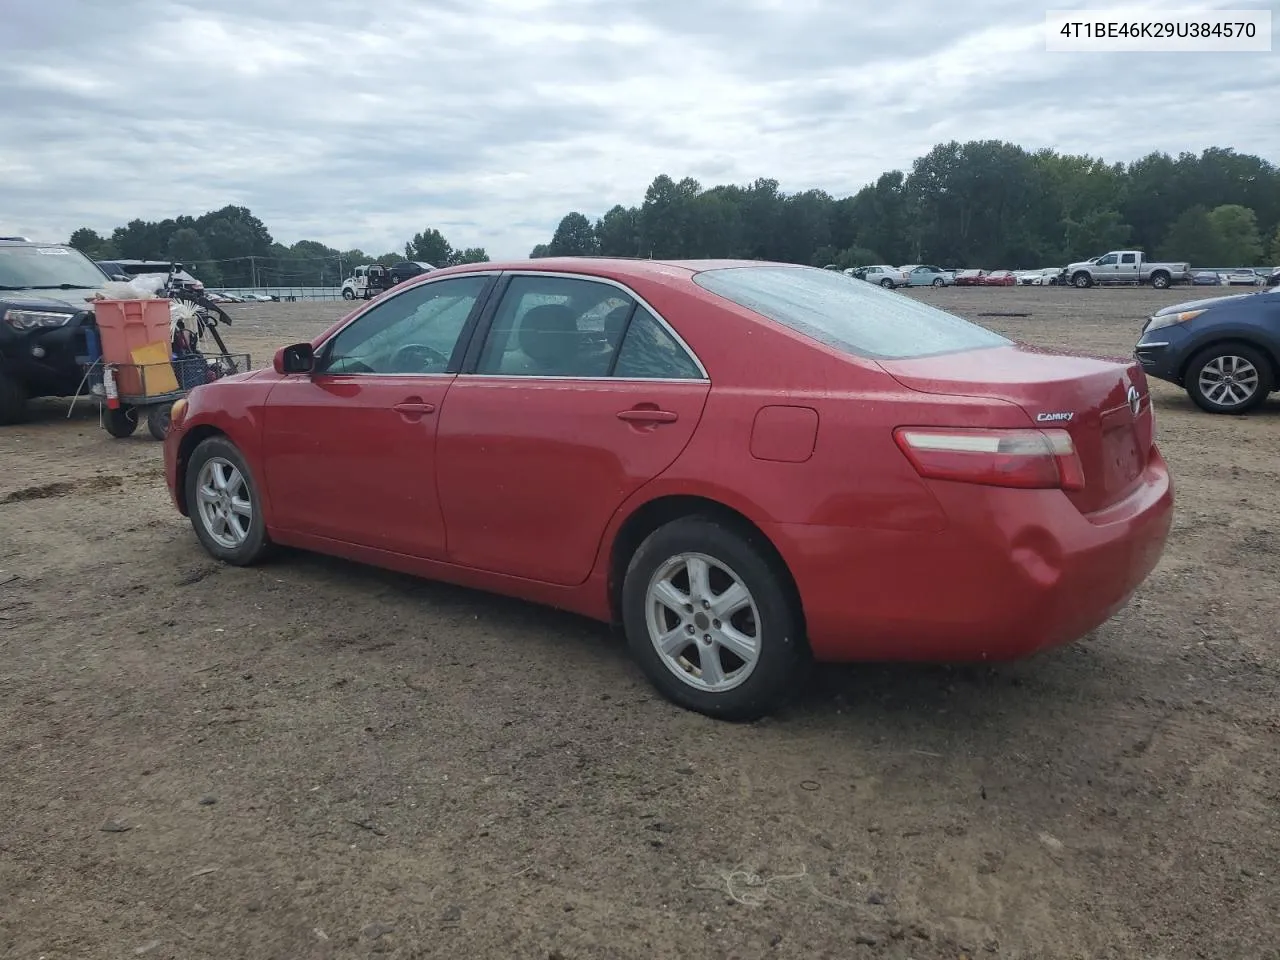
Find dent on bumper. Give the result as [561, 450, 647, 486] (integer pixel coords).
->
[767, 456, 1174, 663]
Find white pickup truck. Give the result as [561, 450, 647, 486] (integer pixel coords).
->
[1062, 250, 1192, 289]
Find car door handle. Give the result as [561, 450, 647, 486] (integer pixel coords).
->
[393, 400, 436, 415]
[617, 407, 678, 424]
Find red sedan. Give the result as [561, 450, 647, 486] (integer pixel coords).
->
[164, 259, 1173, 720]
[980, 270, 1018, 286]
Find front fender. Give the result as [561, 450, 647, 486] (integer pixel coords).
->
[169, 378, 278, 521]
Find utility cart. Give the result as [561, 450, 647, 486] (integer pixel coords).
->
[84, 269, 250, 440]
[93, 350, 250, 440]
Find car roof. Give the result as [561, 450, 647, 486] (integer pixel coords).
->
[422, 256, 790, 283]
[1, 238, 67, 248]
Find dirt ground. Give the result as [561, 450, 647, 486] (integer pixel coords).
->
[2, 284, 1277, 960]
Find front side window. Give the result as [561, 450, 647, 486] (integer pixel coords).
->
[475, 275, 636, 377]
[317, 275, 489, 375]
[692, 264, 1010, 361]
[1097, 254, 1118, 266]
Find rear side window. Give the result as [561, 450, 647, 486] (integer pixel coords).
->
[692, 265, 1010, 360]
[613, 306, 703, 379]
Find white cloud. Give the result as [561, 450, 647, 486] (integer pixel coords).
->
[0, 0, 1276, 258]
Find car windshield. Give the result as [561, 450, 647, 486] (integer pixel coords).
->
[692, 265, 1010, 360]
[0, 245, 108, 290]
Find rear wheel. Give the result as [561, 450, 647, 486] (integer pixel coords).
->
[0, 372, 28, 425]
[879, 278, 894, 288]
[621, 517, 807, 721]
[1185, 343, 1273, 415]
[185, 436, 272, 565]
[1150, 271, 1171, 290]
[102, 405, 138, 438]
[932, 277, 945, 287]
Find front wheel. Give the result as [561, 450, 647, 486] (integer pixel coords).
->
[1185, 343, 1273, 415]
[342, 288, 355, 300]
[0, 372, 29, 425]
[621, 517, 807, 721]
[1073, 272, 1092, 288]
[185, 436, 272, 565]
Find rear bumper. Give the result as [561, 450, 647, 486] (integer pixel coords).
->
[765, 449, 1174, 662]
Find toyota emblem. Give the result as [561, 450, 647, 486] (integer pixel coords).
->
[1127, 385, 1141, 416]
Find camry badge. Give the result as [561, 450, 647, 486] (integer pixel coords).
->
[1127, 385, 1141, 416]
[1036, 412, 1074, 423]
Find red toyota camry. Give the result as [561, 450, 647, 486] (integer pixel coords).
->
[164, 258, 1173, 720]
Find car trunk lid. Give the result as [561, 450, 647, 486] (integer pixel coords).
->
[879, 344, 1154, 515]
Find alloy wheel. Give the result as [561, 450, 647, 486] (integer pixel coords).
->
[645, 552, 761, 693]
[1198, 355, 1260, 408]
[195, 456, 252, 549]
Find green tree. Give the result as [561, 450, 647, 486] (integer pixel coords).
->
[1063, 209, 1133, 257]
[529, 243, 551, 258]
[1205, 204, 1263, 264]
[1158, 206, 1217, 264]
[595, 205, 639, 256]
[451, 247, 490, 264]
[547, 212, 600, 256]
[405, 228, 453, 265]
[68, 227, 119, 259]
[167, 228, 222, 285]
[1268, 224, 1280, 263]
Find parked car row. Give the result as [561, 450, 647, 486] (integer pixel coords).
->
[838, 258, 1279, 293]
[1190, 267, 1278, 287]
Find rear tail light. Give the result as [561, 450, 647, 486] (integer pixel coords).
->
[894, 427, 1085, 491]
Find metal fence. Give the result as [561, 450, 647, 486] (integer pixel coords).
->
[218, 286, 344, 302]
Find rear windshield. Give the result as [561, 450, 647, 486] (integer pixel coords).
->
[692, 265, 1010, 360]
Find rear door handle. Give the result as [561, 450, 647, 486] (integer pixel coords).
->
[617, 407, 678, 424]
[393, 400, 436, 415]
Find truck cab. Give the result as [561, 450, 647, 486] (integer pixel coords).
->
[341, 265, 372, 300]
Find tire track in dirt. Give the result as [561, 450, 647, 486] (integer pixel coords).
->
[0, 467, 165, 505]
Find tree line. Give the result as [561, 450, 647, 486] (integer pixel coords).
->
[67, 209, 489, 288]
[532, 142, 1280, 270]
[66, 142, 1280, 287]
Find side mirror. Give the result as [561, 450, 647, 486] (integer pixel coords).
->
[274, 342, 315, 375]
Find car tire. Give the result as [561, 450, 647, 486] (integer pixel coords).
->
[0, 372, 29, 426]
[147, 405, 171, 441]
[1073, 272, 1092, 288]
[1150, 272, 1171, 290]
[879, 278, 894, 288]
[621, 516, 808, 721]
[102, 405, 139, 438]
[932, 278, 944, 287]
[1184, 342, 1274, 415]
[184, 436, 273, 565]
[342, 288, 355, 300]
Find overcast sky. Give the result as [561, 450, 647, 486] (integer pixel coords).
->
[2, 0, 1277, 259]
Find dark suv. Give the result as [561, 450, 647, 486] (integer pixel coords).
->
[0, 239, 110, 424]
